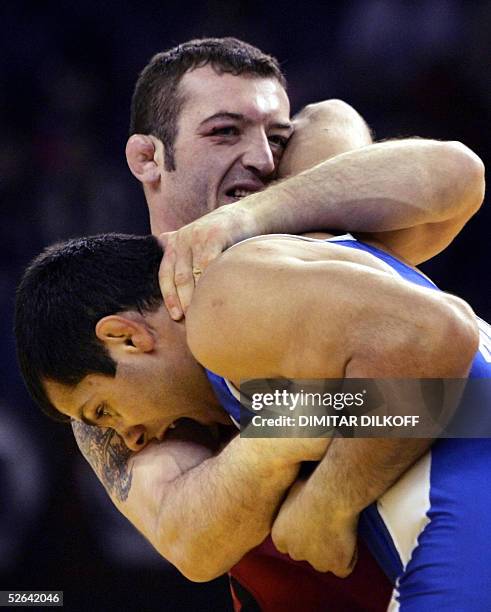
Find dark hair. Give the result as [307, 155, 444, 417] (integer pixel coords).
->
[129, 37, 286, 170]
[15, 234, 163, 422]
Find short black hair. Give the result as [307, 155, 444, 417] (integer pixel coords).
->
[129, 37, 286, 170]
[15, 234, 163, 422]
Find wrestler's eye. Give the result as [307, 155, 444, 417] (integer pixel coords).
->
[268, 134, 289, 149]
[95, 403, 109, 420]
[209, 126, 240, 136]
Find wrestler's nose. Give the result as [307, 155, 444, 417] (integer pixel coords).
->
[120, 424, 148, 452]
[242, 132, 275, 177]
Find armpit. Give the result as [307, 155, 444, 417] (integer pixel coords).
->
[71, 420, 133, 503]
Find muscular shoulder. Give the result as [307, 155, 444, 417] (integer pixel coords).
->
[185, 236, 392, 380]
[185, 238, 292, 380]
[186, 234, 479, 381]
[191, 235, 393, 293]
[188, 235, 395, 315]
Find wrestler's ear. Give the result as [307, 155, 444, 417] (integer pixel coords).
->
[126, 134, 162, 185]
[95, 315, 155, 357]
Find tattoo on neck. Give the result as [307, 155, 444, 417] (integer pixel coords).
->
[72, 421, 133, 502]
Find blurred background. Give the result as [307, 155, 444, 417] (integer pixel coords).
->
[1, 1, 489, 610]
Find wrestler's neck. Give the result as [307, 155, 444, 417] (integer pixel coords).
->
[149, 306, 225, 418]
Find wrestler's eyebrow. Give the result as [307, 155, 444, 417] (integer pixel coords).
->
[270, 121, 294, 133]
[199, 112, 244, 126]
[199, 112, 293, 132]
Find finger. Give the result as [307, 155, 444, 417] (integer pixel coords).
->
[271, 526, 288, 555]
[174, 247, 195, 314]
[190, 238, 224, 278]
[331, 565, 354, 578]
[286, 549, 303, 563]
[159, 241, 183, 321]
[180, 239, 225, 313]
[329, 548, 357, 578]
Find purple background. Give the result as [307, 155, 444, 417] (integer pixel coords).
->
[1, 1, 489, 610]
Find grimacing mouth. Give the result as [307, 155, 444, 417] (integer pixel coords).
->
[225, 187, 258, 199]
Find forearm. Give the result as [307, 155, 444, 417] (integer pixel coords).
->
[72, 421, 298, 581]
[288, 289, 477, 532]
[302, 437, 431, 519]
[154, 101, 485, 321]
[245, 139, 483, 238]
[270, 434, 432, 575]
[155, 436, 299, 580]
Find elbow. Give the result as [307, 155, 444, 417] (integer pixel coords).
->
[449, 298, 480, 372]
[440, 141, 486, 217]
[430, 295, 480, 376]
[154, 534, 229, 583]
[171, 553, 226, 583]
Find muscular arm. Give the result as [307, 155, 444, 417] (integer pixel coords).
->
[159, 100, 484, 318]
[72, 419, 322, 581]
[72, 238, 477, 580]
[187, 237, 478, 380]
[187, 236, 479, 573]
[249, 101, 485, 264]
[72, 422, 135, 501]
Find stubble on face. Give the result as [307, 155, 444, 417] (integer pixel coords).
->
[153, 65, 291, 231]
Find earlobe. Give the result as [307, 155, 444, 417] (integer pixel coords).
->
[95, 315, 155, 353]
[125, 134, 162, 184]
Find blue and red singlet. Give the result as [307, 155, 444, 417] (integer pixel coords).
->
[206, 234, 491, 612]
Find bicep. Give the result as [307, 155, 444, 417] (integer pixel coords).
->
[122, 437, 215, 537]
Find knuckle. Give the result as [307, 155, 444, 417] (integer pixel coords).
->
[196, 257, 211, 270]
[207, 224, 222, 239]
[329, 556, 351, 577]
[174, 271, 192, 286]
[274, 542, 285, 554]
[163, 246, 176, 261]
[200, 247, 222, 267]
[288, 549, 303, 562]
[162, 292, 177, 306]
[271, 532, 285, 552]
[190, 225, 205, 241]
[165, 233, 177, 246]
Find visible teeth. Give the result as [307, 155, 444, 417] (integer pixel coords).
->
[168, 422, 176, 430]
[233, 189, 253, 198]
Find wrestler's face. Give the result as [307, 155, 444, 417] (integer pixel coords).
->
[45, 367, 227, 451]
[158, 65, 292, 228]
[44, 311, 228, 451]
